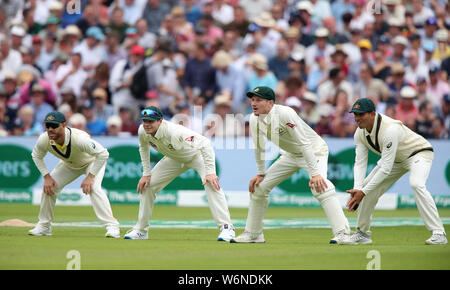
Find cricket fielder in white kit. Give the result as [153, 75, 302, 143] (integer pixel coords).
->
[124, 106, 235, 241]
[29, 111, 121, 238]
[346, 96, 447, 245]
[231, 86, 354, 244]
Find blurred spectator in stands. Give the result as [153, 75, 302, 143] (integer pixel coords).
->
[427, 66, 450, 107]
[372, 48, 391, 81]
[423, 40, 441, 68]
[114, 0, 146, 26]
[211, 50, 247, 113]
[56, 52, 88, 99]
[315, 103, 334, 137]
[415, 100, 435, 139]
[431, 116, 448, 139]
[306, 54, 328, 93]
[197, 14, 223, 52]
[280, 75, 304, 105]
[412, 0, 435, 27]
[287, 51, 308, 83]
[23, 7, 43, 36]
[223, 5, 249, 38]
[92, 88, 116, 123]
[388, 35, 408, 66]
[81, 101, 107, 136]
[11, 117, 25, 136]
[323, 16, 349, 45]
[1, 72, 20, 109]
[270, 2, 289, 33]
[107, 7, 130, 43]
[73, 26, 107, 74]
[10, 25, 26, 52]
[82, 62, 111, 105]
[104, 30, 127, 71]
[75, 4, 105, 37]
[386, 17, 403, 40]
[158, 57, 185, 117]
[183, 39, 217, 104]
[248, 12, 282, 60]
[248, 53, 278, 91]
[348, 38, 373, 84]
[420, 17, 438, 45]
[220, 29, 245, 59]
[18, 104, 42, 136]
[305, 27, 334, 70]
[181, 0, 202, 26]
[68, 113, 88, 132]
[170, 102, 203, 133]
[204, 92, 244, 137]
[384, 103, 396, 119]
[353, 63, 391, 104]
[239, 0, 272, 22]
[19, 77, 57, 109]
[404, 49, 429, 84]
[58, 25, 82, 57]
[330, 89, 355, 137]
[211, 0, 234, 26]
[331, 0, 355, 29]
[299, 91, 320, 129]
[283, 27, 307, 57]
[109, 44, 145, 111]
[0, 35, 22, 74]
[37, 32, 58, 72]
[142, 0, 171, 34]
[28, 82, 54, 125]
[387, 63, 409, 101]
[269, 38, 290, 82]
[395, 86, 419, 129]
[106, 115, 123, 137]
[285, 96, 302, 115]
[317, 67, 353, 104]
[433, 29, 450, 62]
[57, 103, 74, 124]
[441, 93, 450, 136]
[0, 92, 15, 133]
[38, 15, 64, 42]
[407, 33, 424, 65]
[118, 106, 139, 136]
[349, 0, 374, 31]
[384, 0, 405, 24]
[171, 6, 195, 53]
[18, 45, 43, 79]
[330, 44, 350, 77]
[415, 77, 433, 108]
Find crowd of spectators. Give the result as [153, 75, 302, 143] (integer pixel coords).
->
[0, 0, 449, 139]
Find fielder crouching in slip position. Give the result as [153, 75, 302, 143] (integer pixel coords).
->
[29, 111, 120, 238]
[346, 96, 447, 245]
[231, 86, 354, 244]
[124, 106, 235, 241]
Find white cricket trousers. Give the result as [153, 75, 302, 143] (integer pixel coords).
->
[245, 154, 351, 236]
[357, 151, 445, 235]
[36, 162, 119, 229]
[133, 155, 233, 232]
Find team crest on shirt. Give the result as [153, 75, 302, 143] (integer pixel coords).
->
[285, 122, 296, 128]
[185, 136, 194, 142]
[168, 144, 175, 151]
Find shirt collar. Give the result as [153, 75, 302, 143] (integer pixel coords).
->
[364, 113, 379, 137]
[259, 105, 276, 124]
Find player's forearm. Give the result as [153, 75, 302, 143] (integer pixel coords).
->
[139, 144, 152, 176]
[32, 156, 50, 177]
[362, 169, 389, 196]
[88, 150, 109, 176]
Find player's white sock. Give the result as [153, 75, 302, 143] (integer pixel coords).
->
[245, 195, 269, 236]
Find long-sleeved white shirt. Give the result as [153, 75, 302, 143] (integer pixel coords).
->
[31, 127, 109, 176]
[353, 113, 432, 196]
[138, 120, 216, 176]
[249, 104, 328, 176]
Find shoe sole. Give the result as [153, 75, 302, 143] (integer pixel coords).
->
[329, 240, 357, 245]
[124, 236, 148, 240]
[28, 232, 51, 236]
[105, 234, 120, 238]
[217, 237, 232, 242]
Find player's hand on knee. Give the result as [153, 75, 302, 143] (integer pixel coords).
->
[309, 175, 327, 194]
[203, 174, 221, 191]
[81, 174, 95, 195]
[137, 175, 151, 194]
[43, 174, 57, 195]
[249, 175, 264, 194]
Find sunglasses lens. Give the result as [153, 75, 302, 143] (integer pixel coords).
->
[141, 109, 155, 116]
[45, 123, 59, 129]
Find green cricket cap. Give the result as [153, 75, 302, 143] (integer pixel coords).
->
[44, 111, 66, 124]
[349, 98, 376, 113]
[246, 86, 276, 101]
[141, 106, 163, 121]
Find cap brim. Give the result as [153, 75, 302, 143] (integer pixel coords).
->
[141, 116, 161, 121]
[349, 109, 367, 113]
[44, 120, 63, 124]
[246, 91, 273, 100]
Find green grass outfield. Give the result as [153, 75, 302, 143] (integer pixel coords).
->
[0, 203, 449, 270]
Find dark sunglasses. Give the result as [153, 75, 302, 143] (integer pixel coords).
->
[45, 123, 60, 129]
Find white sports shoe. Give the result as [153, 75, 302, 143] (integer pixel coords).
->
[425, 233, 447, 245]
[350, 230, 372, 244]
[28, 225, 52, 236]
[230, 231, 265, 243]
[330, 231, 356, 245]
[124, 229, 148, 240]
[217, 224, 235, 242]
[105, 227, 121, 238]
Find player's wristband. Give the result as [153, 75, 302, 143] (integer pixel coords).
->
[258, 174, 266, 177]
